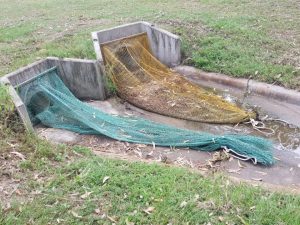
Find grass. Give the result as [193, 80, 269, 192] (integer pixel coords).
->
[1, 0, 300, 224]
[0, 23, 37, 43]
[0, 0, 299, 88]
[191, 35, 297, 85]
[2, 148, 300, 225]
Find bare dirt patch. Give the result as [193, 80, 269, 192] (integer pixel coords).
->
[0, 152, 27, 208]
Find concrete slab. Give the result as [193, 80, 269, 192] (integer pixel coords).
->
[36, 127, 81, 144]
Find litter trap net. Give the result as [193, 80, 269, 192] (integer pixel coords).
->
[17, 67, 274, 165]
[100, 33, 256, 124]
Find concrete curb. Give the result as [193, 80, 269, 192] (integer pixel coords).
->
[175, 66, 300, 105]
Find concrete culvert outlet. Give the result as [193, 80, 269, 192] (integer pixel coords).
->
[0, 22, 300, 191]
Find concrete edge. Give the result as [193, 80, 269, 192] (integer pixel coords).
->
[140, 21, 180, 40]
[91, 21, 180, 44]
[46, 57, 98, 64]
[2, 57, 100, 82]
[91, 32, 102, 61]
[175, 66, 300, 106]
[3, 58, 48, 81]
[0, 77, 34, 132]
[91, 21, 143, 37]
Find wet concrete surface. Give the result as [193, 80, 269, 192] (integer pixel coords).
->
[36, 96, 300, 192]
[175, 66, 300, 127]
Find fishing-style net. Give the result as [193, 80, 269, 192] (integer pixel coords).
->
[17, 67, 273, 165]
[100, 33, 255, 124]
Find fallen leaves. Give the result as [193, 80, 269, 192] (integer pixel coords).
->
[126, 218, 135, 225]
[71, 211, 82, 218]
[143, 206, 155, 215]
[180, 201, 187, 208]
[227, 169, 241, 174]
[133, 149, 142, 158]
[10, 151, 25, 161]
[236, 215, 248, 225]
[80, 191, 93, 199]
[145, 150, 154, 159]
[93, 212, 118, 223]
[255, 171, 267, 176]
[107, 215, 118, 223]
[208, 150, 231, 166]
[238, 160, 246, 168]
[102, 176, 110, 184]
[251, 177, 263, 182]
[94, 208, 101, 214]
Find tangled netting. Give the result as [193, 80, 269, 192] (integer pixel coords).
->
[101, 33, 256, 124]
[17, 67, 274, 165]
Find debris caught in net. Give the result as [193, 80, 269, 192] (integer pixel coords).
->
[101, 33, 256, 124]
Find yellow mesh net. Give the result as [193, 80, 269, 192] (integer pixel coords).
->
[101, 33, 255, 124]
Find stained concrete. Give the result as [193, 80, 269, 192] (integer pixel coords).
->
[92, 21, 181, 67]
[47, 57, 106, 100]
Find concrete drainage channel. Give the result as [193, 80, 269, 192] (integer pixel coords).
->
[1, 21, 300, 192]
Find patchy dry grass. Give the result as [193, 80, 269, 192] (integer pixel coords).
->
[0, 0, 299, 88]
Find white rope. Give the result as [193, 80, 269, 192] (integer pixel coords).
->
[243, 118, 275, 135]
[222, 146, 257, 164]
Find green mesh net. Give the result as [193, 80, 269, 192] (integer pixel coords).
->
[17, 67, 274, 165]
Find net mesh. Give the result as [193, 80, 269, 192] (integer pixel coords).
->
[17, 68, 274, 165]
[101, 33, 255, 124]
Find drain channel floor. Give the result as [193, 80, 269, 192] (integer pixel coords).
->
[36, 97, 300, 192]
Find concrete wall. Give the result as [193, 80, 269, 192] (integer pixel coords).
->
[0, 57, 107, 131]
[92, 21, 181, 67]
[5, 59, 50, 88]
[2, 57, 106, 100]
[47, 57, 106, 100]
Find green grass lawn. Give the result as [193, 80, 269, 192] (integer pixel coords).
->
[0, 0, 299, 89]
[1, 0, 300, 224]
